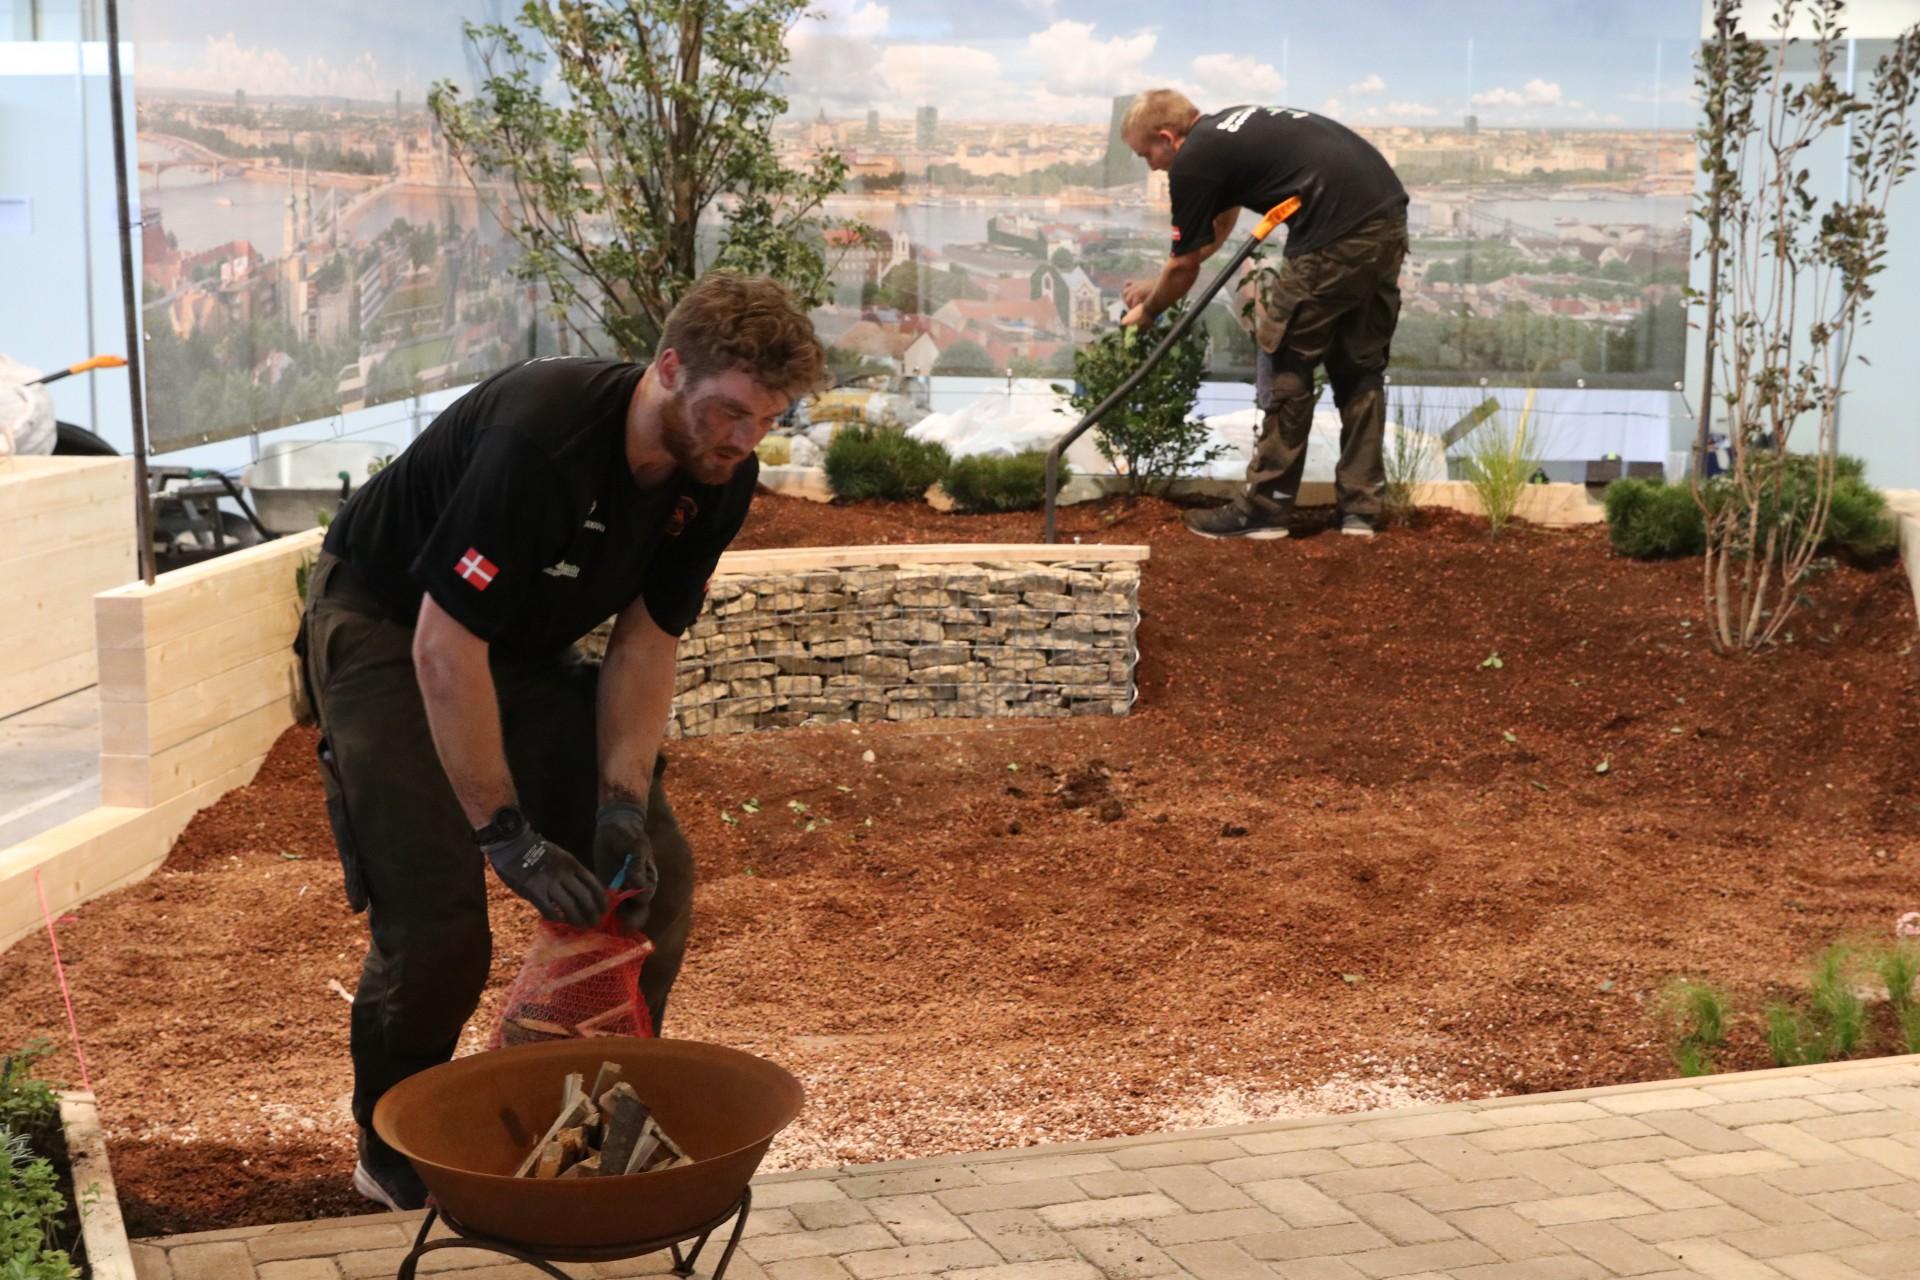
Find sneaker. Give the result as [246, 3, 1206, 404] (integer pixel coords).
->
[1339, 514, 1377, 538]
[1184, 505, 1290, 540]
[353, 1132, 428, 1211]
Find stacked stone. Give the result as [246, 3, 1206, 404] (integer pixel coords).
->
[616, 559, 1140, 738]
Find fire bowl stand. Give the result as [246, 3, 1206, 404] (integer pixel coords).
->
[395, 1187, 753, 1280]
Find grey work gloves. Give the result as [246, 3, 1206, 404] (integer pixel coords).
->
[482, 825, 608, 928]
[592, 801, 658, 934]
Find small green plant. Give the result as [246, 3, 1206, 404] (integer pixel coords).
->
[0, 1043, 60, 1150]
[1764, 1002, 1813, 1066]
[1453, 390, 1543, 536]
[942, 451, 1067, 514]
[823, 425, 951, 502]
[1658, 979, 1733, 1076]
[1, 1043, 73, 1280]
[1873, 942, 1920, 1053]
[1383, 390, 1442, 526]
[1767, 944, 1868, 1065]
[1811, 943, 1869, 1057]
[1, 1132, 75, 1280]
[1059, 304, 1225, 497]
[754, 435, 793, 466]
[1604, 478, 1706, 559]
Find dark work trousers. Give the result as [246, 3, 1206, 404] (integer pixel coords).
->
[296, 552, 694, 1166]
[1244, 213, 1409, 522]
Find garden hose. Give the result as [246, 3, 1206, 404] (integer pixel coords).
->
[1043, 198, 1300, 543]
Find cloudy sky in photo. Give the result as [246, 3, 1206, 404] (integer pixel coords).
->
[135, 0, 1701, 130]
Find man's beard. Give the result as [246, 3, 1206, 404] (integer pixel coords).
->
[660, 391, 742, 485]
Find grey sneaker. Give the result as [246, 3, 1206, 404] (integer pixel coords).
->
[1184, 505, 1290, 540]
[1339, 514, 1377, 538]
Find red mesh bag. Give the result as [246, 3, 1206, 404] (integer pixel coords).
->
[492, 891, 655, 1048]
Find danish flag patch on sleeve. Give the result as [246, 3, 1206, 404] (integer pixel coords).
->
[454, 547, 499, 590]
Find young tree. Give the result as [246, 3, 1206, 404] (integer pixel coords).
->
[428, 0, 854, 359]
[1060, 305, 1225, 497]
[1692, 0, 1919, 652]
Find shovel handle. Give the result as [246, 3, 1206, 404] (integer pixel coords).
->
[1251, 197, 1302, 242]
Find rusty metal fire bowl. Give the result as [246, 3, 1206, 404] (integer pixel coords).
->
[373, 1037, 804, 1250]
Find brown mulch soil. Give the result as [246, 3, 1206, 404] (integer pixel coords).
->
[3, 494, 1917, 1237]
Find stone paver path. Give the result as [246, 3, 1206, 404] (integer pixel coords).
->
[132, 1058, 1920, 1280]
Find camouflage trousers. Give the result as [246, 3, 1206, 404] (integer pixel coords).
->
[1237, 213, 1408, 521]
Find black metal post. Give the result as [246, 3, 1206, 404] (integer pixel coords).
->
[103, 0, 157, 584]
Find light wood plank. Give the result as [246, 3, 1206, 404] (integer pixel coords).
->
[1407, 481, 1605, 526]
[95, 530, 320, 651]
[0, 534, 136, 613]
[100, 698, 296, 808]
[96, 598, 300, 705]
[0, 606, 95, 675]
[99, 649, 299, 756]
[0, 577, 97, 651]
[0, 490, 137, 566]
[0, 456, 130, 512]
[0, 650, 96, 721]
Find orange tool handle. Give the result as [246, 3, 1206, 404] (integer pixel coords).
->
[25, 355, 128, 386]
[1251, 197, 1302, 241]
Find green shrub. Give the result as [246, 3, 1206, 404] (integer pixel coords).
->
[1823, 475, 1899, 563]
[1060, 304, 1224, 496]
[1708, 453, 1897, 565]
[1604, 478, 1706, 559]
[941, 451, 1066, 514]
[1605, 456, 1896, 564]
[823, 426, 952, 502]
[754, 435, 793, 466]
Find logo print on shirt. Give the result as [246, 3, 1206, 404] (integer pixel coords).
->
[1171, 225, 1182, 242]
[455, 548, 498, 590]
[543, 561, 580, 579]
[664, 496, 698, 538]
[584, 500, 605, 533]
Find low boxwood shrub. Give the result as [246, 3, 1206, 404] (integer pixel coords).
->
[1604, 455, 1897, 564]
[1604, 477, 1705, 558]
[942, 451, 1067, 514]
[823, 426, 951, 502]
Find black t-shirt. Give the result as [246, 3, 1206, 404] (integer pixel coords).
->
[1168, 106, 1408, 259]
[323, 356, 757, 653]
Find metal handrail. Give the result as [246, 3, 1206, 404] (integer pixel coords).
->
[1043, 197, 1300, 543]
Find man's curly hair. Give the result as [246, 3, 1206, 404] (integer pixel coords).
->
[661, 272, 828, 400]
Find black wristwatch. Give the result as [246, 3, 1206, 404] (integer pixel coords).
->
[472, 805, 528, 846]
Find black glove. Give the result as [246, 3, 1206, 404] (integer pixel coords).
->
[477, 808, 606, 927]
[592, 801, 658, 933]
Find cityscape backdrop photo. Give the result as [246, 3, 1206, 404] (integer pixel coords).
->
[129, 0, 1700, 450]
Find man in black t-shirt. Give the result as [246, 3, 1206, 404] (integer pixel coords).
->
[1120, 89, 1409, 539]
[295, 272, 826, 1211]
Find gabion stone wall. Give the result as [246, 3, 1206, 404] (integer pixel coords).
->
[609, 558, 1141, 738]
